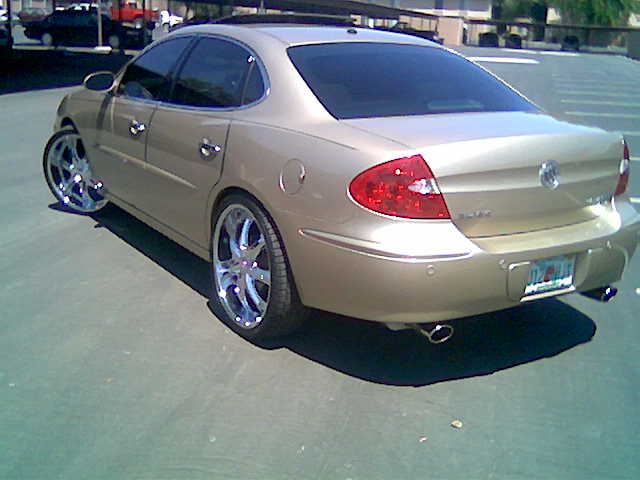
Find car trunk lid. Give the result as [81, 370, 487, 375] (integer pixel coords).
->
[344, 112, 623, 237]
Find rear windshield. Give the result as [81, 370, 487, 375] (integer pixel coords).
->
[287, 42, 537, 119]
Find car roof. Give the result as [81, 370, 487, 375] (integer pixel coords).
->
[174, 24, 438, 48]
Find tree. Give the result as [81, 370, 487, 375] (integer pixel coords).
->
[553, 0, 639, 26]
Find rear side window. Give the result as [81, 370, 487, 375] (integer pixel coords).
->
[119, 37, 192, 101]
[287, 42, 537, 119]
[171, 37, 255, 108]
[242, 61, 266, 105]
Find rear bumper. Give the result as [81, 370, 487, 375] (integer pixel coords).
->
[289, 199, 640, 324]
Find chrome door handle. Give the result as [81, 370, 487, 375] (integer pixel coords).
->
[128, 119, 146, 137]
[199, 138, 222, 159]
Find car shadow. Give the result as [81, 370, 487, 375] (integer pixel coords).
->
[1, 50, 131, 95]
[258, 302, 596, 386]
[78, 203, 596, 387]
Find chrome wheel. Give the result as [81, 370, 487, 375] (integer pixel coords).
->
[213, 204, 271, 330]
[107, 34, 120, 49]
[41, 33, 53, 46]
[44, 131, 107, 213]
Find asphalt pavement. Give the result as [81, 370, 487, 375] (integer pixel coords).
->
[1, 47, 639, 479]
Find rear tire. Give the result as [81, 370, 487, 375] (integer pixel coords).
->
[210, 194, 308, 340]
[41, 32, 53, 46]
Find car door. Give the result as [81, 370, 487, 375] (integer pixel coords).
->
[73, 11, 92, 45]
[92, 36, 193, 205]
[142, 36, 260, 246]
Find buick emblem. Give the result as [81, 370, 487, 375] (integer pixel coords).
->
[539, 160, 560, 190]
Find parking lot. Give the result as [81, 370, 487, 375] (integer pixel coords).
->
[1, 46, 639, 479]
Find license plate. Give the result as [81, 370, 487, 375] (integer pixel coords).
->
[524, 255, 575, 296]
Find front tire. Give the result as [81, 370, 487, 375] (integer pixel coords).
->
[107, 34, 121, 50]
[210, 194, 307, 340]
[43, 129, 108, 213]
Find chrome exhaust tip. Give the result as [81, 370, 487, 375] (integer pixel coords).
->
[411, 323, 455, 344]
[580, 286, 618, 303]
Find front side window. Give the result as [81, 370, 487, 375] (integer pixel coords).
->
[171, 37, 256, 108]
[118, 37, 192, 101]
[288, 42, 538, 119]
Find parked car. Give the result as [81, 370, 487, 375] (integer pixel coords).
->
[110, 1, 158, 29]
[0, 23, 9, 58]
[66, 3, 111, 17]
[382, 22, 444, 45]
[505, 33, 522, 48]
[24, 9, 141, 49]
[562, 35, 580, 51]
[479, 31, 499, 47]
[0, 8, 18, 24]
[44, 24, 638, 343]
[18, 7, 47, 24]
[172, 13, 354, 31]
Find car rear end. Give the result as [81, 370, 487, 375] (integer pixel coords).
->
[280, 37, 640, 325]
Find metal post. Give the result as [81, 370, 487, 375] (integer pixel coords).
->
[142, 0, 147, 46]
[97, 0, 103, 47]
[6, 0, 14, 51]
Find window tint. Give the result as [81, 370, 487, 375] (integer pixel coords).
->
[288, 43, 537, 119]
[119, 37, 191, 101]
[171, 38, 253, 108]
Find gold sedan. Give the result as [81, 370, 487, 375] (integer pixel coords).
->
[44, 24, 640, 342]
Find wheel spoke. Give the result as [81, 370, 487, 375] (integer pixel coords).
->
[79, 186, 93, 210]
[244, 235, 265, 262]
[245, 276, 267, 313]
[248, 266, 270, 286]
[70, 189, 84, 206]
[215, 259, 234, 275]
[59, 176, 74, 194]
[64, 135, 78, 158]
[60, 161, 73, 174]
[218, 270, 236, 292]
[224, 213, 242, 258]
[239, 217, 253, 250]
[234, 276, 255, 318]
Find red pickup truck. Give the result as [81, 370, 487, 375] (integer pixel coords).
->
[110, 2, 158, 28]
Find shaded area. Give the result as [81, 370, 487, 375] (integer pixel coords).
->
[264, 301, 596, 386]
[0, 50, 131, 95]
[80, 203, 595, 387]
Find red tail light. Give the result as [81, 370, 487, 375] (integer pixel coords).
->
[349, 154, 450, 219]
[614, 140, 630, 196]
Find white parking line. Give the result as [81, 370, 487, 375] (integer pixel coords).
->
[502, 48, 539, 54]
[560, 99, 640, 107]
[499, 49, 579, 57]
[539, 51, 580, 57]
[631, 157, 640, 162]
[554, 82, 639, 90]
[630, 197, 640, 204]
[564, 111, 640, 119]
[467, 57, 540, 64]
[557, 91, 640, 98]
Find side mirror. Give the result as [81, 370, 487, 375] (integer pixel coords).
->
[83, 71, 116, 92]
